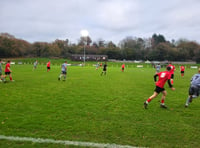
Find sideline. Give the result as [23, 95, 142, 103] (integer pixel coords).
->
[0, 135, 141, 148]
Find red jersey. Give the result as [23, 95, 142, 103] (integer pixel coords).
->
[5, 63, 11, 72]
[122, 64, 125, 68]
[155, 71, 171, 88]
[180, 66, 185, 71]
[47, 62, 50, 67]
[167, 64, 175, 74]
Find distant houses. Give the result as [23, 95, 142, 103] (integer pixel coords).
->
[71, 54, 108, 61]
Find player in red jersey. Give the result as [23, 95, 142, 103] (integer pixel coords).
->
[46, 61, 51, 72]
[167, 62, 176, 85]
[99, 62, 102, 68]
[4, 60, 14, 82]
[144, 66, 175, 109]
[180, 65, 185, 77]
[121, 64, 125, 72]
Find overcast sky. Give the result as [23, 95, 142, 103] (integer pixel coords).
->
[1, 0, 200, 44]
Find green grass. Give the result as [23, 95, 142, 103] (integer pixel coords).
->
[0, 64, 200, 148]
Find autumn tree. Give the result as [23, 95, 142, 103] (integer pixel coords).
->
[151, 34, 166, 48]
[0, 33, 31, 57]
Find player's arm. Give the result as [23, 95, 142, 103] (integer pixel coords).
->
[168, 79, 175, 90]
[154, 74, 158, 82]
[167, 79, 172, 88]
[7, 67, 12, 72]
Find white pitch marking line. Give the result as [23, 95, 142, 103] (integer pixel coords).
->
[0, 135, 142, 148]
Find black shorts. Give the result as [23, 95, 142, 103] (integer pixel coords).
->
[171, 74, 174, 79]
[154, 86, 165, 93]
[47, 67, 50, 70]
[189, 85, 200, 96]
[61, 71, 67, 74]
[181, 71, 184, 74]
[5, 72, 11, 75]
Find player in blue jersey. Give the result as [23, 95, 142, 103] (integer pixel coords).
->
[155, 63, 161, 73]
[33, 60, 38, 71]
[185, 68, 200, 107]
[0, 59, 6, 82]
[58, 61, 67, 81]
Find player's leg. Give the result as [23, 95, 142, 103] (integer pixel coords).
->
[101, 70, 103, 76]
[58, 74, 61, 80]
[63, 74, 66, 80]
[144, 91, 159, 109]
[0, 73, 3, 82]
[4, 72, 7, 80]
[58, 71, 63, 80]
[9, 73, 13, 81]
[161, 90, 167, 104]
[160, 90, 168, 108]
[181, 71, 184, 77]
[1, 74, 6, 82]
[104, 70, 106, 75]
[185, 95, 192, 107]
[47, 67, 50, 72]
[185, 86, 195, 107]
[63, 71, 67, 81]
[0, 73, 3, 80]
[147, 92, 158, 102]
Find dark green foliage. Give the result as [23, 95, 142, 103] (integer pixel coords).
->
[1, 33, 200, 62]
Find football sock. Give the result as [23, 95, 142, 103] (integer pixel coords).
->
[192, 95, 198, 99]
[186, 97, 191, 105]
[10, 77, 12, 81]
[161, 99, 165, 104]
[171, 79, 174, 85]
[147, 98, 151, 103]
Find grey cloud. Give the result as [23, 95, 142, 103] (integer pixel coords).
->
[0, 0, 200, 44]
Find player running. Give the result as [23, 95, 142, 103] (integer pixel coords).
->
[101, 62, 107, 76]
[47, 60, 51, 72]
[121, 63, 125, 72]
[96, 62, 100, 70]
[0, 59, 6, 82]
[4, 60, 14, 82]
[167, 62, 175, 85]
[185, 68, 200, 107]
[144, 66, 175, 109]
[99, 62, 103, 68]
[180, 65, 185, 77]
[155, 63, 161, 73]
[33, 60, 38, 71]
[58, 61, 67, 81]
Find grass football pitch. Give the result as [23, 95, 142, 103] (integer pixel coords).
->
[0, 64, 200, 148]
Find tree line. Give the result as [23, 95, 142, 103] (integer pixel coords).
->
[0, 33, 200, 63]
